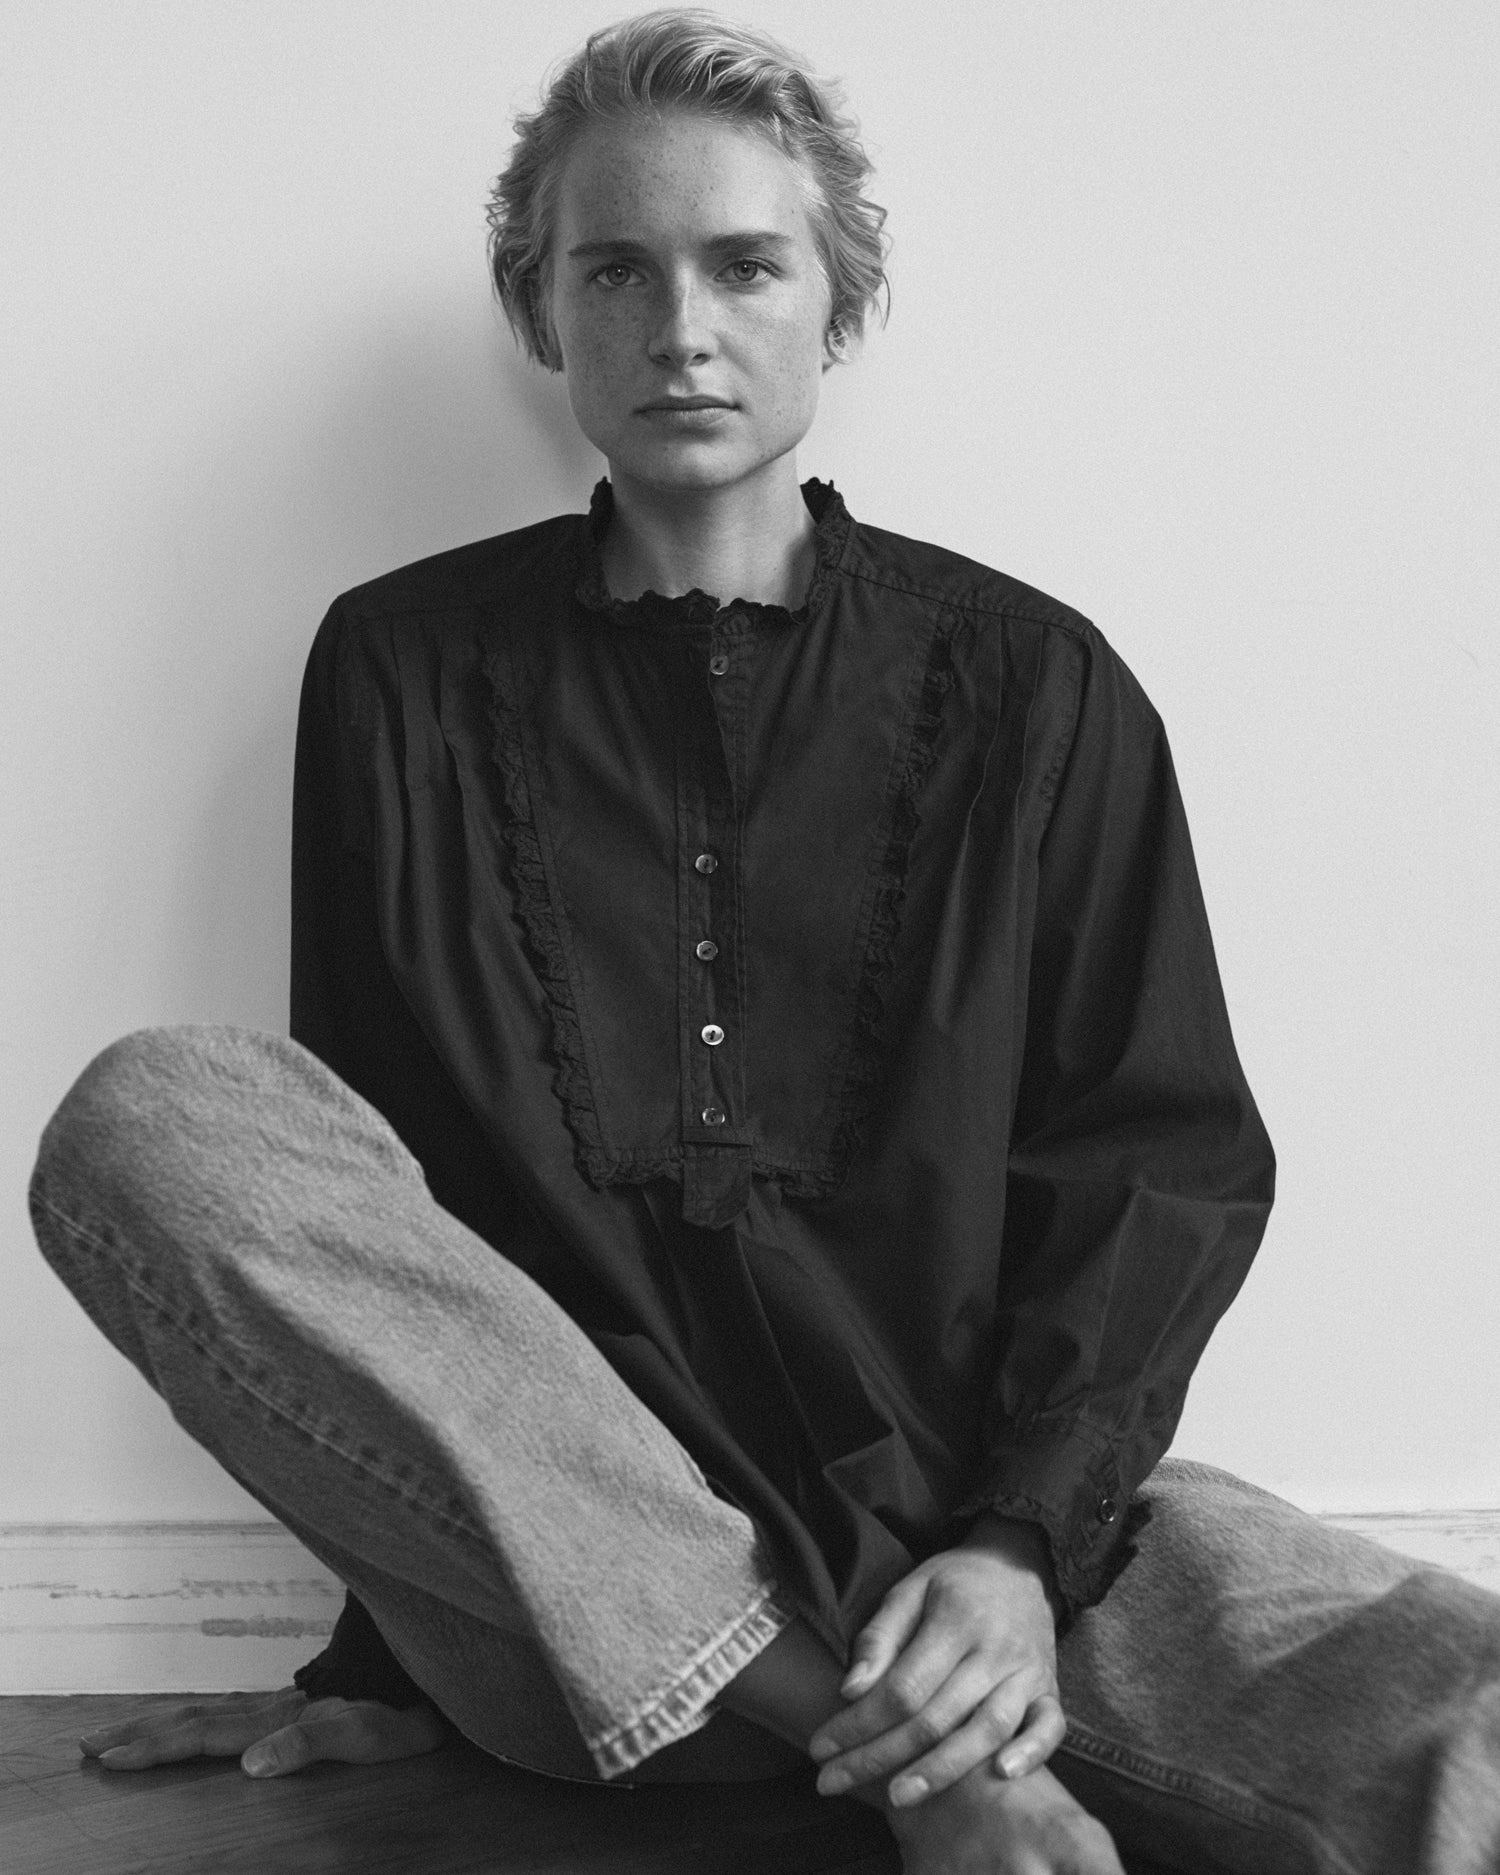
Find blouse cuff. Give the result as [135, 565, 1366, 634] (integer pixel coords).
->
[292, 1591, 428, 1709]
[956, 1419, 1140, 1620]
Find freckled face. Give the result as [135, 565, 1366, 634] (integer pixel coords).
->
[548, 112, 833, 498]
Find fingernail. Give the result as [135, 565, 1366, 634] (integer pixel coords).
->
[98, 1747, 131, 1767]
[809, 1735, 837, 1762]
[889, 1775, 928, 1808]
[841, 1665, 871, 1693]
[242, 1746, 274, 1777]
[818, 1767, 852, 1796]
[997, 1748, 1025, 1779]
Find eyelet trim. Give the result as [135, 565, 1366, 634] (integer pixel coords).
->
[775, 608, 960, 1199]
[484, 629, 609, 1179]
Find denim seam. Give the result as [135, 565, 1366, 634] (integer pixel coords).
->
[585, 1587, 791, 1780]
[32, 1192, 493, 1551]
[1060, 1723, 1360, 1875]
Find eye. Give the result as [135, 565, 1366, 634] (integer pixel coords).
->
[593, 261, 640, 289]
[722, 257, 771, 285]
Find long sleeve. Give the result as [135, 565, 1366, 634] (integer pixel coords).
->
[275, 502, 1277, 1672]
[963, 627, 1275, 1614]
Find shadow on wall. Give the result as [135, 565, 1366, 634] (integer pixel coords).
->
[159, 304, 598, 1032]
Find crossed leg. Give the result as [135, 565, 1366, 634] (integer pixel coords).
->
[29, 1026, 1500, 1872]
[27, 1025, 789, 1781]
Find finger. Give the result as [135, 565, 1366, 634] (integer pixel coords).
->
[840, 1574, 929, 1698]
[884, 1676, 1040, 1807]
[995, 1691, 1068, 1779]
[815, 1654, 999, 1796]
[813, 1612, 970, 1763]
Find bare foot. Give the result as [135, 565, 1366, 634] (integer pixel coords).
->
[886, 1762, 1124, 1875]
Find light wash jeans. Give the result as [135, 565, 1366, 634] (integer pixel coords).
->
[28, 1027, 1500, 1872]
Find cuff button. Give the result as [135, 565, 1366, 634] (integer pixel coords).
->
[1097, 1497, 1118, 1525]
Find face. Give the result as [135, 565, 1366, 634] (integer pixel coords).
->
[548, 111, 833, 500]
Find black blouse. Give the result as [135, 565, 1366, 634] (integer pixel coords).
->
[290, 481, 1273, 1705]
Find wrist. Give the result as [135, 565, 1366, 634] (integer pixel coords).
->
[961, 1513, 1063, 1623]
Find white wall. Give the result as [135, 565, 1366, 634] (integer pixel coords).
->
[3, 0, 1496, 1526]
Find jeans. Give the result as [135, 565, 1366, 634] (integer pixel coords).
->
[28, 1027, 1500, 1872]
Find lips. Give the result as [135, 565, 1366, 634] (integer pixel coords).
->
[637, 396, 734, 412]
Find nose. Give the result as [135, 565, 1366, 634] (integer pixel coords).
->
[648, 275, 714, 368]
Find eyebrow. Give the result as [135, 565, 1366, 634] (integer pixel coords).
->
[565, 230, 797, 261]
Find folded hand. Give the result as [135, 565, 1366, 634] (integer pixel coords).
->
[809, 1515, 1066, 1809]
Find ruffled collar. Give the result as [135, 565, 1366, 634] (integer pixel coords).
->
[574, 478, 851, 631]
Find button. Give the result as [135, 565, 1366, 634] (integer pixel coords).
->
[1097, 1497, 1118, 1526]
[701, 1024, 725, 1046]
[694, 853, 717, 874]
[701, 1106, 726, 1126]
[708, 653, 730, 677]
[695, 939, 718, 961]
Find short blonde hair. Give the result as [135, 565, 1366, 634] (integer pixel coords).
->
[487, 8, 889, 371]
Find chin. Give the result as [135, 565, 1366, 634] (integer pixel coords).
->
[616, 434, 806, 497]
[614, 450, 764, 495]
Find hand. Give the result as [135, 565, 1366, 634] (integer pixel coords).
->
[810, 1515, 1066, 1809]
[888, 1762, 1125, 1875]
[79, 1686, 448, 1777]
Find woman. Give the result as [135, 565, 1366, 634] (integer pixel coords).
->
[29, 12, 1500, 1873]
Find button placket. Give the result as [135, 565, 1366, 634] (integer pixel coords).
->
[676, 635, 742, 1156]
[703, 618, 748, 1136]
[679, 620, 754, 1225]
[693, 645, 724, 965]
[690, 833, 731, 1125]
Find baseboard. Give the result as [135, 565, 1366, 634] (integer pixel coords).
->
[0, 1522, 339, 1695]
[3, 1510, 1498, 1696]
[1320, 1509, 1500, 1596]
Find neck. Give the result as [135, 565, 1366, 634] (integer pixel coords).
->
[600, 463, 817, 610]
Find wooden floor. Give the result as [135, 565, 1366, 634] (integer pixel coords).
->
[1, 1696, 901, 1874]
[2, 1697, 1188, 1873]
